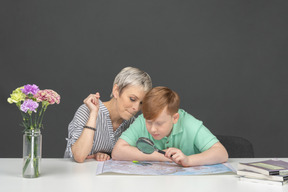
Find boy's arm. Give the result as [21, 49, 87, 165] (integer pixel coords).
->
[165, 142, 228, 167]
[112, 138, 171, 161]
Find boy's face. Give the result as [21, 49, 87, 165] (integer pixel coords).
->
[145, 107, 179, 140]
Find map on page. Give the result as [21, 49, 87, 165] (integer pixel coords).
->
[96, 160, 235, 175]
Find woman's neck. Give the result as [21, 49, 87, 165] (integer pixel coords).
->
[103, 98, 123, 130]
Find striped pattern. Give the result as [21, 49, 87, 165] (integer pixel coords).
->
[64, 100, 134, 158]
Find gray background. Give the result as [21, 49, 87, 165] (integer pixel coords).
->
[1, 1, 287, 158]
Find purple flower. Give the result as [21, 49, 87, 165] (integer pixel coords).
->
[20, 99, 39, 113]
[21, 84, 39, 95]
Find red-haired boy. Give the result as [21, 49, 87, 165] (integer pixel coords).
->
[112, 86, 228, 167]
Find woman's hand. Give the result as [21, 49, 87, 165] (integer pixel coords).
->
[83, 92, 100, 115]
[86, 152, 111, 161]
[165, 148, 190, 167]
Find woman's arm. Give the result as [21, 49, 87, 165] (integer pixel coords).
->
[72, 93, 100, 163]
[112, 138, 170, 161]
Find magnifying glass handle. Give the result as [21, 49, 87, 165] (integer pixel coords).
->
[157, 149, 166, 155]
[157, 149, 173, 157]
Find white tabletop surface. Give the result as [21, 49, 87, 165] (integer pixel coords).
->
[0, 158, 288, 192]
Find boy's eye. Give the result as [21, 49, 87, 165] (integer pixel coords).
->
[156, 122, 163, 126]
[146, 121, 152, 125]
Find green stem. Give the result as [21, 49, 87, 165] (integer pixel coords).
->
[34, 109, 38, 129]
[29, 113, 33, 129]
[22, 155, 31, 176]
[38, 104, 48, 129]
[36, 104, 43, 128]
[33, 157, 39, 177]
[20, 111, 29, 131]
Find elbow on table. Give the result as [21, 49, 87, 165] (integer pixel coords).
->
[74, 156, 86, 163]
[111, 148, 121, 160]
[216, 142, 229, 163]
[222, 155, 229, 163]
[71, 146, 87, 163]
[221, 149, 229, 163]
[111, 139, 126, 160]
[111, 144, 127, 160]
[72, 153, 86, 163]
[112, 138, 134, 161]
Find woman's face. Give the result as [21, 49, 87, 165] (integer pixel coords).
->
[114, 85, 147, 120]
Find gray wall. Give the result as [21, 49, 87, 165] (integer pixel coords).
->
[1, 1, 287, 158]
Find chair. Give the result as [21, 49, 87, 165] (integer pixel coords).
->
[216, 135, 254, 158]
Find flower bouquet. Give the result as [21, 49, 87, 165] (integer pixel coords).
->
[7, 84, 60, 178]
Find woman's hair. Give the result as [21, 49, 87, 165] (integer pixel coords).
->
[110, 67, 152, 98]
[142, 86, 180, 120]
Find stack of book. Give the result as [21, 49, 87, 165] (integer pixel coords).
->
[237, 159, 288, 186]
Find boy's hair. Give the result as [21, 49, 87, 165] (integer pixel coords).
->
[142, 86, 180, 120]
[111, 67, 152, 98]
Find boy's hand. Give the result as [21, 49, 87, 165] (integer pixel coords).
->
[165, 148, 190, 167]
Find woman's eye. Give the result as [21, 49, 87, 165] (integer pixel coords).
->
[130, 97, 136, 102]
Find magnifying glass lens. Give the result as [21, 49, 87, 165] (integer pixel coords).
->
[136, 137, 166, 155]
[136, 140, 155, 154]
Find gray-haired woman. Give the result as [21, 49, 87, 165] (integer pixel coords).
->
[64, 67, 152, 163]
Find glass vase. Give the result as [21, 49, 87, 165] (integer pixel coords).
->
[22, 129, 42, 178]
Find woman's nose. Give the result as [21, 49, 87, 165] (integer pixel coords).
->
[132, 102, 140, 112]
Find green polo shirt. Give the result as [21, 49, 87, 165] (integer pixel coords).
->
[120, 109, 219, 156]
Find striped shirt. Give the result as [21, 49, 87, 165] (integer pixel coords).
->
[64, 100, 135, 158]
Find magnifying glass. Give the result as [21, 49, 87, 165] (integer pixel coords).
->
[136, 137, 166, 155]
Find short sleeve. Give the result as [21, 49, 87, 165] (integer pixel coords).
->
[120, 115, 146, 146]
[194, 124, 219, 152]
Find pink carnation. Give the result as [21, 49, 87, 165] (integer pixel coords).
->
[35, 89, 60, 104]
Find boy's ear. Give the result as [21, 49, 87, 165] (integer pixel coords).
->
[112, 84, 119, 98]
[172, 112, 180, 124]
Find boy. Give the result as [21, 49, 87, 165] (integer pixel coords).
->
[112, 86, 228, 167]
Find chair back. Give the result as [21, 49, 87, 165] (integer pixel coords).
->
[216, 135, 254, 158]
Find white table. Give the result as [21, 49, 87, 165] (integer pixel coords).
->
[0, 158, 287, 192]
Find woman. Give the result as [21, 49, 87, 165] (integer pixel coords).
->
[64, 67, 152, 163]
